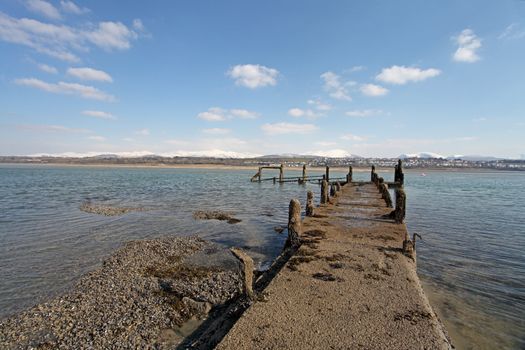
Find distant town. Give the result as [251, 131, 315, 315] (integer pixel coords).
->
[1, 155, 524, 171]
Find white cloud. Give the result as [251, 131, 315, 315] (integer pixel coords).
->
[376, 65, 441, 85]
[15, 77, 115, 101]
[320, 71, 352, 101]
[498, 23, 525, 40]
[37, 63, 57, 74]
[202, 128, 231, 135]
[164, 139, 188, 146]
[87, 135, 106, 142]
[287, 108, 321, 119]
[360, 83, 388, 96]
[453, 29, 482, 63]
[230, 108, 259, 119]
[227, 64, 279, 89]
[0, 12, 142, 62]
[309, 149, 353, 158]
[135, 128, 150, 136]
[346, 109, 384, 117]
[340, 133, 367, 142]
[67, 67, 113, 82]
[82, 110, 116, 120]
[307, 99, 332, 111]
[288, 108, 304, 118]
[344, 65, 365, 73]
[60, 1, 88, 15]
[16, 124, 90, 133]
[60, 1, 89, 15]
[197, 107, 227, 121]
[25, 0, 61, 20]
[314, 141, 337, 147]
[132, 19, 145, 32]
[261, 122, 318, 135]
[86, 21, 138, 51]
[197, 107, 260, 121]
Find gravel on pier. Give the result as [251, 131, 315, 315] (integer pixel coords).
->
[0, 236, 243, 349]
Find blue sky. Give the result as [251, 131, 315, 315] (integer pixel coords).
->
[1, 0, 524, 158]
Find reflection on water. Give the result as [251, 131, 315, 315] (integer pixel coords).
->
[0, 165, 523, 349]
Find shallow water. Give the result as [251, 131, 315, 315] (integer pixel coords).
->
[0, 165, 523, 349]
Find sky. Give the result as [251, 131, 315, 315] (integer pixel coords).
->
[1, 0, 524, 158]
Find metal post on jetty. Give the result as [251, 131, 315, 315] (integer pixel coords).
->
[306, 190, 314, 217]
[286, 199, 302, 248]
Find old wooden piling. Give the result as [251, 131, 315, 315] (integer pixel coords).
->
[395, 159, 404, 185]
[286, 199, 302, 248]
[390, 187, 406, 223]
[306, 190, 314, 217]
[230, 248, 255, 300]
[330, 183, 336, 197]
[302, 164, 307, 182]
[347, 166, 353, 183]
[325, 166, 330, 182]
[279, 164, 284, 182]
[335, 181, 341, 193]
[321, 180, 329, 204]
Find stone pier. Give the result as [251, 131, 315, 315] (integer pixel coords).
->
[218, 182, 451, 350]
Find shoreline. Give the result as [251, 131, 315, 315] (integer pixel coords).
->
[0, 161, 517, 173]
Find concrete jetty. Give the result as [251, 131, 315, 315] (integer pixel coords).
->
[217, 181, 451, 349]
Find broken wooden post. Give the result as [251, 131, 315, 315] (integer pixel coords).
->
[402, 233, 421, 261]
[325, 166, 330, 182]
[286, 199, 302, 248]
[391, 187, 406, 223]
[381, 183, 393, 208]
[230, 248, 255, 300]
[306, 190, 314, 217]
[330, 183, 336, 197]
[302, 164, 307, 182]
[397, 159, 404, 186]
[321, 179, 329, 204]
[279, 164, 284, 182]
[347, 166, 353, 183]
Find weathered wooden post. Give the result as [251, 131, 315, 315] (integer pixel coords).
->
[273, 177, 276, 184]
[381, 183, 393, 208]
[321, 179, 329, 204]
[371, 165, 376, 182]
[230, 248, 255, 300]
[392, 187, 406, 223]
[330, 183, 336, 197]
[398, 159, 404, 186]
[286, 199, 302, 248]
[347, 166, 353, 183]
[306, 190, 314, 217]
[325, 166, 330, 182]
[302, 164, 307, 182]
[279, 164, 284, 182]
[336, 181, 341, 192]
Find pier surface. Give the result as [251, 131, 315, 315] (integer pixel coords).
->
[218, 183, 451, 349]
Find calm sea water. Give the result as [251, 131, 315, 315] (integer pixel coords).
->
[0, 164, 523, 349]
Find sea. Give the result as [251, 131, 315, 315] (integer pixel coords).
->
[0, 164, 523, 349]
